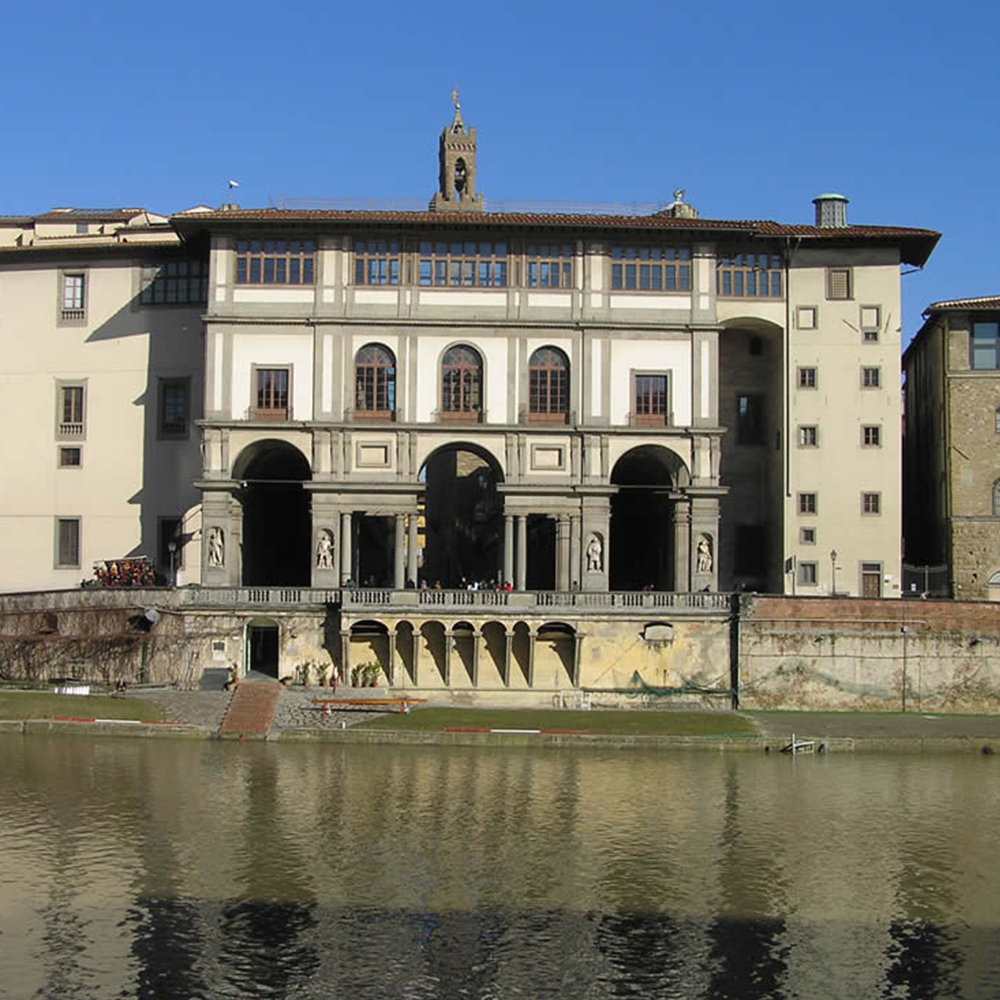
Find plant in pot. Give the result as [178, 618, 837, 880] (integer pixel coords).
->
[351, 664, 364, 688]
[363, 661, 381, 687]
[299, 661, 312, 688]
[314, 662, 329, 687]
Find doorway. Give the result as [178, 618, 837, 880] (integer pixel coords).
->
[246, 620, 280, 678]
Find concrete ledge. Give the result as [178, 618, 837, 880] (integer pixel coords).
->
[2, 719, 210, 739]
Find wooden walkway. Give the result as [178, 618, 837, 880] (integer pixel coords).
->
[218, 680, 281, 736]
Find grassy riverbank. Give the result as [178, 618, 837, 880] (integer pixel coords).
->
[355, 707, 758, 736]
[0, 692, 164, 722]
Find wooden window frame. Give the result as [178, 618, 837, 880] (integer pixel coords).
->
[526, 243, 574, 289]
[716, 251, 784, 298]
[158, 377, 191, 439]
[353, 344, 396, 420]
[798, 561, 818, 585]
[54, 517, 81, 569]
[861, 492, 881, 515]
[354, 239, 402, 286]
[798, 492, 817, 515]
[439, 345, 483, 421]
[862, 425, 881, 447]
[58, 270, 87, 324]
[58, 446, 82, 469]
[419, 240, 507, 288]
[252, 365, 292, 421]
[860, 561, 883, 598]
[826, 267, 853, 300]
[611, 245, 691, 292]
[528, 347, 570, 424]
[797, 367, 817, 389]
[55, 380, 87, 441]
[861, 366, 881, 389]
[235, 239, 315, 285]
[631, 371, 671, 427]
[141, 259, 208, 306]
[797, 425, 818, 448]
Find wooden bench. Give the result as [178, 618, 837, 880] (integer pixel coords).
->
[311, 697, 427, 715]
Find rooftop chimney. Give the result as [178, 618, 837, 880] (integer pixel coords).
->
[813, 193, 849, 228]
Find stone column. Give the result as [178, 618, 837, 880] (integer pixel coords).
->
[674, 499, 692, 593]
[527, 629, 536, 687]
[691, 495, 721, 592]
[407, 512, 418, 586]
[570, 515, 581, 590]
[556, 515, 571, 591]
[503, 514, 514, 588]
[515, 515, 528, 590]
[202, 490, 237, 586]
[444, 632, 453, 685]
[340, 631, 351, 685]
[581, 495, 611, 592]
[572, 633, 583, 688]
[340, 511, 353, 585]
[412, 629, 421, 686]
[386, 630, 396, 685]
[471, 629, 480, 687]
[311, 493, 339, 588]
[394, 513, 405, 589]
[504, 630, 513, 687]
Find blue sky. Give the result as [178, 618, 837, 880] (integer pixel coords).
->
[3, 0, 998, 340]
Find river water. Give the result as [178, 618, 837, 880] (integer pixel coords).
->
[0, 737, 998, 1000]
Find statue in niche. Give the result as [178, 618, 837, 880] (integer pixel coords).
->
[316, 529, 334, 570]
[696, 534, 713, 574]
[208, 526, 225, 568]
[586, 533, 603, 573]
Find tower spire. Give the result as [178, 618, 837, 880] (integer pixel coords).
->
[430, 90, 483, 213]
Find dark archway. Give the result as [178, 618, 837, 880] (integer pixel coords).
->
[610, 445, 687, 592]
[246, 618, 280, 677]
[419, 443, 503, 588]
[233, 440, 311, 586]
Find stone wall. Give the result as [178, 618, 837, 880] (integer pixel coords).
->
[739, 595, 1000, 713]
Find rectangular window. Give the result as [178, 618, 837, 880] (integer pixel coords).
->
[736, 394, 765, 445]
[716, 251, 784, 298]
[58, 446, 81, 468]
[798, 561, 818, 585]
[354, 239, 401, 285]
[61, 273, 86, 321]
[971, 322, 1000, 370]
[796, 305, 818, 330]
[798, 425, 818, 447]
[800, 526, 816, 545]
[418, 240, 507, 287]
[141, 259, 209, 305]
[862, 366, 881, 388]
[862, 425, 881, 447]
[797, 367, 817, 389]
[798, 492, 817, 515]
[633, 373, 670, 426]
[255, 368, 290, 419]
[860, 305, 881, 342]
[611, 246, 691, 292]
[827, 268, 852, 300]
[235, 239, 315, 285]
[57, 383, 86, 439]
[159, 378, 190, 438]
[862, 492, 881, 515]
[861, 561, 882, 598]
[526, 243, 573, 288]
[56, 518, 80, 569]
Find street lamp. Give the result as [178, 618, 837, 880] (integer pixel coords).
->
[830, 549, 838, 595]
[167, 540, 178, 588]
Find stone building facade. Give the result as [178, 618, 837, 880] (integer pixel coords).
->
[904, 296, 1000, 599]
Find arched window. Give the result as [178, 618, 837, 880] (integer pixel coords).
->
[354, 344, 395, 419]
[528, 347, 569, 422]
[441, 345, 482, 420]
[993, 479, 1000, 516]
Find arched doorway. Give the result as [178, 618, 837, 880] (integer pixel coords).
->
[419, 443, 503, 588]
[610, 445, 687, 591]
[233, 440, 311, 586]
[245, 618, 280, 677]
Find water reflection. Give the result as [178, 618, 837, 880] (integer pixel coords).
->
[0, 739, 998, 999]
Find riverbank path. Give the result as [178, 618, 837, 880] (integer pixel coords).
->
[218, 679, 281, 737]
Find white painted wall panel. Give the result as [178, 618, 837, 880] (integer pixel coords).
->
[231, 334, 314, 420]
[232, 288, 315, 304]
[413, 336, 509, 423]
[609, 340, 692, 425]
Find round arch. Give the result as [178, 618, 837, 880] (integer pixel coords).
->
[353, 343, 396, 418]
[232, 439, 312, 586]
[245, 616, 280, 678]
[610, 445, 690, 592]
[436, 342, 486, 419]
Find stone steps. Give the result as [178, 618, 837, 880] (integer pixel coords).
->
[218, 679, 281, 736]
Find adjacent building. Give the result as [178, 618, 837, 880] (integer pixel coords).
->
[903, 296, 1000, 599]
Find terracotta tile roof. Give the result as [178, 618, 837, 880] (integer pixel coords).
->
[33, 208, 147, 222]
[925, 295, 1000, 311]
[170, 208, 939, 265]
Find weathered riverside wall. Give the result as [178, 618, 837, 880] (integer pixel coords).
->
[738, 596, 1000, 713]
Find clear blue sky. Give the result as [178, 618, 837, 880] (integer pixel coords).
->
[3, 0, 998, 341]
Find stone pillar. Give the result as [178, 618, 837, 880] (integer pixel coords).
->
[340, 631, 350, 685]
[674, 499, 692, 593]
[691, 495, 721, 592]
[340, 511, 353, 585]
[527, 629, 536, 687]
[471, 629, 480, 687]
[444, 632, 453, 685]
[407, 512, 418, 586]
[503, 514, 514, 588]
[572, 633, 583, 688]
[386, 630, 396, 685]
[311, 493, 339, 588]
[581, 495, 611, 592]
[570, 515, 581, 590]
[202, 490, 237, 586]
[515, 515, 527, 590]
[412, 629, 421, 686]
[504, 630, 513, 687]
[556, 515, 571, 591]
[394, 514, 405, 589]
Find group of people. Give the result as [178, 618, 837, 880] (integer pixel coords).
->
[92, 559, 156, 588]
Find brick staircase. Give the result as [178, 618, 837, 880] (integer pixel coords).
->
[218, 679, 281, 737]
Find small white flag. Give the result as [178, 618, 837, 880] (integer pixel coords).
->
[228, 179, 240, 189]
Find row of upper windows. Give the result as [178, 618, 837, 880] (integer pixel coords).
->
[797, 492, 883, 516]
[796, 365, 883, 389]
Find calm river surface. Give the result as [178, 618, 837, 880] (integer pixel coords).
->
[1, 737, 998, 1000]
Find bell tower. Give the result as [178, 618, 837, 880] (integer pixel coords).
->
[430, 90, 484, 213]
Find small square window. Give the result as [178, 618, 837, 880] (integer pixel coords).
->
[862, 425, 881, 447]
[58, 447, 81, 468]
[797, 367, 817, 389]
[800, 526, 817, 544]
[798, 492, 817, 515]
[862, 366, 881, 389]
[75, 222, 89, 234]
[862, 492, 881, 515]
[796, 306, 817, 330]
[799, 561, 818, 585]
[828, 268, 852, 300]
[798, 425, 818, 447]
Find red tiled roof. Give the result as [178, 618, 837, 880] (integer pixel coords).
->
[925, 295, 1000, 311]
[170, 208, 939, 265]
